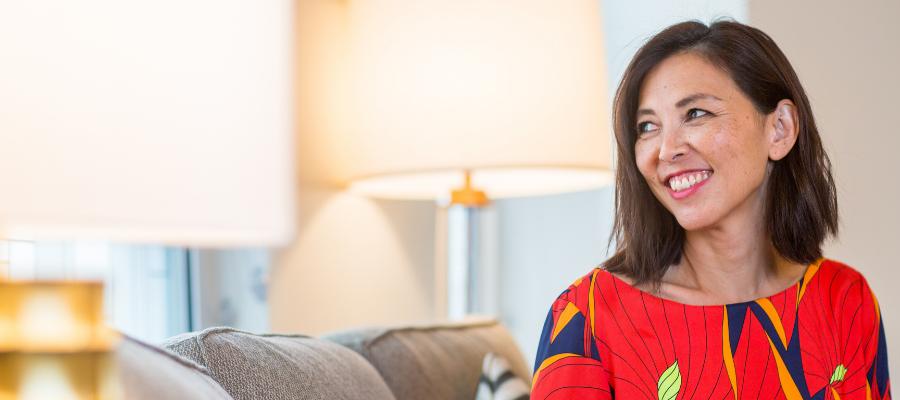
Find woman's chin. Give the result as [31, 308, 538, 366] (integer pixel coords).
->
[674, 214, 715, 232]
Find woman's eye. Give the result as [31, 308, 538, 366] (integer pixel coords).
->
[638, 121, 659, 134]
[687, 109, 709, 120]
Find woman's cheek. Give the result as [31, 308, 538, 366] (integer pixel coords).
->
[634, 139, 660, 179]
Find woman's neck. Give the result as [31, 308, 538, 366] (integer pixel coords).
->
[659, 208, 807, 305]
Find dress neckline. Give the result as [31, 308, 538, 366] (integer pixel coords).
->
[600, 259, 822, 308]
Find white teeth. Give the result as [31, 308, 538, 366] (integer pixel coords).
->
[670, 172, 711, 192]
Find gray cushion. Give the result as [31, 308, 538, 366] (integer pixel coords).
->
[320, 318, 530, 400]
[115, 335, 233, 400]
[160, 327, 395, 400]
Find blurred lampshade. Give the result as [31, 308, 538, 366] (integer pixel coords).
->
[0, 1, 295, 247]
[342, 0, 612, 200]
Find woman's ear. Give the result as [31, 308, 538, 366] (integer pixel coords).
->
[767, 99, 799, 161]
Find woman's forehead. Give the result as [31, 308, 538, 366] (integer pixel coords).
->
[637, 52, 741, 110]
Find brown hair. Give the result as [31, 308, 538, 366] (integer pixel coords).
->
[603, 20, 838, 289]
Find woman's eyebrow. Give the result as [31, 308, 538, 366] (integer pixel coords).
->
[675, 93, 722, 108]
[637, 108, 655, 117]
[637, 93, 722, 117]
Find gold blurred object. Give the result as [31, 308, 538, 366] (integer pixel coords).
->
[0, 282, 120, 353]
[449, 172, 490, 208]
[0, 352, 121, 400]
[0, 282, 123, 399]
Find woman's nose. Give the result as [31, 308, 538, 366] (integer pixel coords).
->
[658, 127, 688, 163]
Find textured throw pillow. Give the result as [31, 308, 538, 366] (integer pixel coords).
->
[160, 327, 396, 400]
[474, 353, 530, 400]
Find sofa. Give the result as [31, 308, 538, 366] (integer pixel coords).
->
[113, 317, 532, 400]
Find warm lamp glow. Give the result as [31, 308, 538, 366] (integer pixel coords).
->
[339, 0, 612, 198]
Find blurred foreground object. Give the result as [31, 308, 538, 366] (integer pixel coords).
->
[0, 282, 122, 399]
[0, 0, 295, 248]
[0, 1, 295, 398]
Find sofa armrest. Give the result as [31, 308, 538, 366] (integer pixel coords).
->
[117, 335, 234, 400]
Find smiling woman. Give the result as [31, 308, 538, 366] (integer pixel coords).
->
[609, 22, 837, 291]
[635, 52, 794, 234]
[531, 21, 891, 399]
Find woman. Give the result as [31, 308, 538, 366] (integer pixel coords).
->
[531, 21, 891, 399]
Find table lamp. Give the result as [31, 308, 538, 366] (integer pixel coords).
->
[336, 0, 612, 316]
[0, 1, 295, 398]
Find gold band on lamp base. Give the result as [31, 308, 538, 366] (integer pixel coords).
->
[449, 171, 490, 208]
[0, 282, 123, 399]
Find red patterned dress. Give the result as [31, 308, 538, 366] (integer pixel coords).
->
[531, 259, 891, 400]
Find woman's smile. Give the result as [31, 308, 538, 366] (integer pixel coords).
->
[664, 169, 712, 199]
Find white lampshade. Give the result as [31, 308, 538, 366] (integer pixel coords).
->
[0, 1, 295, 247]
[342, 0, 611, 200]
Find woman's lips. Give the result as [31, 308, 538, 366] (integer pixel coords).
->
[665, 170, 712, 199]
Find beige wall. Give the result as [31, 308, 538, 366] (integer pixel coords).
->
[269, 187, 436, 335]
[751, 0, 900, 375]
[269, 0, 437, 335]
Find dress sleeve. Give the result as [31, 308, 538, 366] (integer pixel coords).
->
[531, 288, 612, 400]
[860, 275, 891, 400]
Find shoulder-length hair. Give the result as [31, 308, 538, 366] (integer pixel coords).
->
[603, 20, 838, 288]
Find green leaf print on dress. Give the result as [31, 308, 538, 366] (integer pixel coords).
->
[830, 364, 848, 384]
[658, 360, 682, 400]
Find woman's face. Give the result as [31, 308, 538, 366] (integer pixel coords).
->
[634, 52, 775, 232]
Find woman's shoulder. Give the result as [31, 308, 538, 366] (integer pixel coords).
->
[547, 267, 640, 322]
[802, 259, 882, 313]
[558, 266, 628, 293]
[807, 258, 874, 295]
[545, 268, 599, 318]
[816, 258, 863, 279]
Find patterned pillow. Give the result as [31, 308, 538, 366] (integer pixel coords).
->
[475, 353, 530, 400]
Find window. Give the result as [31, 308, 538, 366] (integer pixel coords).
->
[0, 240, 270, 343]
